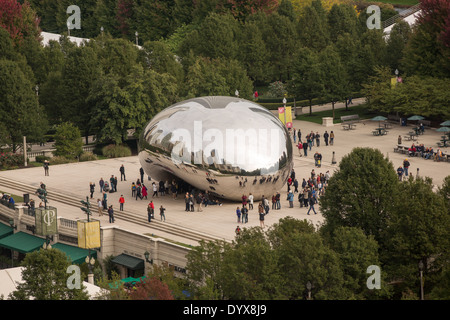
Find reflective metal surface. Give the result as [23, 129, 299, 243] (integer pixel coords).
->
[138, 96, 293, 201]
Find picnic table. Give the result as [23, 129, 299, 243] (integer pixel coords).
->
[438, 136, 448, 147]
[372, 127, 388, 136]
[407, 131, 418, 141]
[342, 123, 357, 130]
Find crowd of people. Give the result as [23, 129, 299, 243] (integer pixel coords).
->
[404, 142, 445, 161]
[293, 128, 334, 159]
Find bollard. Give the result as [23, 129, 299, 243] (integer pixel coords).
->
[332, 151, 337, 164]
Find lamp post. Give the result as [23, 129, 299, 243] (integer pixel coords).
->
[419, 260, 424, 300]
[235, 89, 239, 98]
[67, 21, 71, 37]
[283, 97, 287, 127]
[86, 255, 96, 284]
[306, 281, 312, 300]
[144, 251, 153, 264]
[8, 219, 17, 267]
[135, 31, 139, 46]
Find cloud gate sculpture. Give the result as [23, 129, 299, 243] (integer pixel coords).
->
[138, 96, 293, 201]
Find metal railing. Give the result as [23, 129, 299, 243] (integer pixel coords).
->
[382, 4, 422, 29]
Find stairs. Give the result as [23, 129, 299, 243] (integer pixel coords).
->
[0, 176, 223, 244]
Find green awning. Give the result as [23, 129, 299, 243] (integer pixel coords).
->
[0, 232, 45, 253]
[111, 254, 144, 270]
[51, 243, 97, 264]
[0, 222, 13, 239]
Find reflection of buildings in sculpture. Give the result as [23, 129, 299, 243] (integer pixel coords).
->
[138, 96, 294, 201]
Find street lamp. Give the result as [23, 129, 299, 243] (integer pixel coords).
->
[306, 281, 312, 300]
[135, 31, 139, 46]
[67, 21, 71, 37]
[144, 251, 153, 264]
[419, 260, 424, 300]
[235, 89, 239, 98]
[100, 26, 104, 35]
[282, 97, 287, 127]
[86, 254, 96, 284]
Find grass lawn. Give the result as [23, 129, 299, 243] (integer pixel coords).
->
[296, 103, 378, 124]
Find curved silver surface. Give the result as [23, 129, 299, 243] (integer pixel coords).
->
[138, 96, 293, 201]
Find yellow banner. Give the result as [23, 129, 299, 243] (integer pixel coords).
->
[278, 107, 285, 124]
[285, 106, 292, 128]
[77, 220, 101, 249]
[391, 77, 397, 88]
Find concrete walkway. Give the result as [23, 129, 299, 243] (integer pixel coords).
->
[1, 103, 448, 246]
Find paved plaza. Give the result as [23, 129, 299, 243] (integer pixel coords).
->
[0, 114, 448, 246]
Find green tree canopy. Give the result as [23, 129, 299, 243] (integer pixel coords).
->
[9, 247, 89, 300]
[319, 147, 399, 246]
[53, 121, 83, 159]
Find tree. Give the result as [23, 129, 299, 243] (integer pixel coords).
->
[0, 0, 41, 47]
[325, 226, 392, 299]
[289, 47, 324, 115]
[297, 0, 330, 52]
[318, 45, 348, 119]
[0, 58, 47, 151]
[327, 3, 358, 43]
[9, 247, 89, 300]
[383, 176, 450, 295]
[319, 147, 399, 247]
[386, 20, 412, 72]
[129, 277, 175, 300]
[401, 0, 450, 78]
[53, 122, 83, 159]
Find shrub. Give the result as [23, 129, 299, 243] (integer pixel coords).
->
[102, 144, 132, 158]
[79, 152, 98, 162]
[0, 152, 24, 168]
[35, 155, 51, 163]
[49, 156, 76, 165]
[53, 122, 83, 159]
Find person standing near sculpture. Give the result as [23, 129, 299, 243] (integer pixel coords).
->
[120, 164, 126, 181]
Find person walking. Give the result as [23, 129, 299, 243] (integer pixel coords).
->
[119, 195, 125, 211]
[108, 205, 115, 223]
[89, 182, 95, 199]
[140, 167, 145, 184]
[248, 193, 254, 210]
[97, 198, 103, 216]
[302, 140, 308, 156]
[196, 193, 203, 212]
[403, 158, 410, 176]
[99, 178, 104, 193]
[307, 196, 317, 215]
[236, 206, 241, 223]
[242, 204, 249, 224]
[159, 205, 166, 221]
[152, 182, 158, 197]
[185, 193, 190, 212]
[147, 202, 154, 222]
[131, 182, 136, 197]
[120, 164, 126, 181]
[324, 131, 329, 146]
[315, 132, 321, 147]
[102, 192, 108, 210]
[43, 160, 49, 176]
[287, 190, 294, 208]
[259, 205, 265, 228]
[142, 184, 148, 199]
[297, 141, 303, 157]
[330, 131, 335, 145]
[397, 166, 404, 181]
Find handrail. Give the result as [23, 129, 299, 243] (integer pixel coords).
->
[382, 3, 421, 29]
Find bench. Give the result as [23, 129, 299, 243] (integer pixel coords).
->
[341, 114, 360, 124]
[341, 115, 360, 130]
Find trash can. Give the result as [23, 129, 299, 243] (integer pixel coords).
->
[401, 118, 407, 126]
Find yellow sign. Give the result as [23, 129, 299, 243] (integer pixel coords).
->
[77, 219, 101, 249]
[391, 77, 397, 88]
[278, 106, 292, 128]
